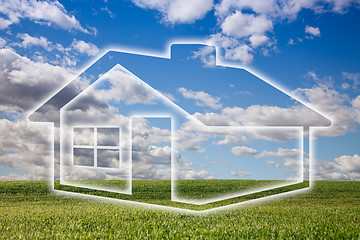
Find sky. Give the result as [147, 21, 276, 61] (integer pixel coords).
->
[0, 0, 359, 182]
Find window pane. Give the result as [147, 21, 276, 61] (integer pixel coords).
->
[73, 128, 94, 146]
[97, 128, 119, 146]
[97, 149, 119, 168]
[74, 148, 94, 166]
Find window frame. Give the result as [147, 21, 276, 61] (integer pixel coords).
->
[72, 126, 121, 168]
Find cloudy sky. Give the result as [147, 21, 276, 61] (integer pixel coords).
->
[0, 0, 359, 182]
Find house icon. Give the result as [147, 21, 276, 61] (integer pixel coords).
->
[29, 43, 331, 209]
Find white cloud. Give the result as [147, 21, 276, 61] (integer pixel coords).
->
[0, 0, 93, 33]
[306, 71, 320, 81]
[0, 119, 52, 180]
[177, 87, 222, 110]
[174, 127, 208, 153]
[11, 34, 99, 66]
[341, 82, 350, 90]
[221, 11, 273, 39]
[230, 168, 250, 177]
[0, 37, 6, 48]
[194, 104, 330, 127]
[192, 46, 216, 68]
[352, 95, 360, 124]
[293, 83, 356, 137]
[101, 7, 115, 18]
[132, 0, 359, 64]
[288, 38, 295, 45]
[316, 154, 360, 180]
[188, 78, 359, 140]
[207, 33, 239, 49]
[214, 135, 249, 145]
[206, 33, 254, 64]
[161, 91, 177, 102]
[215, 0, 359, 21]
[255, 148, 302, 159]
[0, 48, 75, 114]
[342, 72, 360, 88]
[131, 117, 214, 180]
[224, 44, 254, 64]
[16, 33, 53, 51]
[213, 0, 358, 62]
[0, 17, 12, 30]
[131, 0, 214, 24]
[215, 0, 277, 18]
[334, 154, 360, 173]
[183, 80, 360, 144]
[305, 25, 321, 37]
[249, 34, 270, 48]
[92, 67, 158, 105]
[265, 160, 280, 168]
[70, 39, 100, 56]
[231, 146, 258, 156]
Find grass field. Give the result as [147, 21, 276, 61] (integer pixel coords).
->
[1, 180, 360, 239]
[55, 179, 308, 210]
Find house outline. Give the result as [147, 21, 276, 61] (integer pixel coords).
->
[29, 41, 332, 208]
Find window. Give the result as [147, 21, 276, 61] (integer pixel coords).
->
[73, 127, 120, 168]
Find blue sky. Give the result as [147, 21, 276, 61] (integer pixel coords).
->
[0, 0, 359, 181]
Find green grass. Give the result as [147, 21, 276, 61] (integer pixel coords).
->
[1, 180, 360, 239]
[55, 179, 308, 210]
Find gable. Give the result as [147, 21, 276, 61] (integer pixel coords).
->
[62, 64, 204, 127]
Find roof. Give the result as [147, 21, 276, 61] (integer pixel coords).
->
[29, 43, 331, 128]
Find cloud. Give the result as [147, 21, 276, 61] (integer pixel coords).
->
[341, 82, 350, 90]
[316, 154, 360, 180]
[214, 135, 249, 145]
[0, 0, 93, 33]
[207, 33, 254, 64]
[265, 160, 280, 168]
[177, 87, 222, 110]
[70, 39, 100, 56]
[288, 38, 295, 45]
[215, 0, 359, 21]
[132, 0, 359, 64]
[101, 7, 115, 18]
[224, 44, 254, 64]
[306, 71, 319, 81]
[221, 11, 273, 39]
[187, 76, 360, 141]
[11, 34, 100, 66]
[231, 146, 258, 156]
[213, 0, 358, 62]
[255, 148, 302, 159]
[131, 0, 214, 24]
[15, 33, 53, 51]
[0, 37, 6, 48]
[91, 67, 159, 105]
[293, 83, 357, 137]
[249, 34, 270, 48]
[264, 157, 303, 180]
[161, 92, 177, 102]
[305, 25, 321, 37]
[230, 168, 250, 177]
[194, 104, 329, 127]
[131, 117, 214, 180]
[217, 11, 272, 62]
[342, 72, 360, 89]
[0, 119, 52, 180]
[192, 46, 216, 68]
[0, 48, 75, 114]
[352, 95, 360, 124]
[0, 17, 12, 30]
